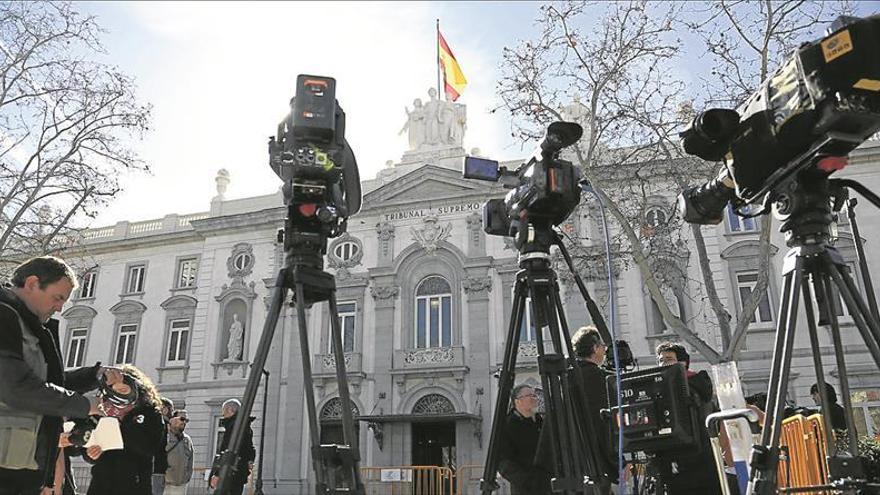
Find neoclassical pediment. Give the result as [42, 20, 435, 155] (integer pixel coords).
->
[160, 294, 198, 310]
[61, 305, 97, 319]
[363, 165, 502, 208]
[109, 300, 147, 315]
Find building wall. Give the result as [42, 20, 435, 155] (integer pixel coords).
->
[59, 140, 880, 493]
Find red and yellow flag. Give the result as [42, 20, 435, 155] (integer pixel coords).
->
[438, 30, 467, 101]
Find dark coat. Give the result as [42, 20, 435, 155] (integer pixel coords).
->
[497, 410, 552, 495]
[0, 285, 99, 487]
[652, 369, 723, 495]
[86, 403, 165, 495]
[576, 360, 618, 482]
[211, 414, 256, 486]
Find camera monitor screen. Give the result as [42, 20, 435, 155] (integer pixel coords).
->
[462, 156, 500, 181]
[606, 363, 700, 454]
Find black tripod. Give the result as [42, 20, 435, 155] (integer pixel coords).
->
[214, 223, 365, 494]
[481, 227, 608, 495]
[746, 173, 880, 495]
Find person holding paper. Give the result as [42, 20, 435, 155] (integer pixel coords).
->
[0, 257, 114, 495]
[83, 365, 164, 495]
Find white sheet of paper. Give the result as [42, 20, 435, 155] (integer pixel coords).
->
[84, 417, 124, 451]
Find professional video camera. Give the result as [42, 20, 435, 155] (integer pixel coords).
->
[677, 14, 880, 224]
[463, 121, 583, 251]
[269, 75, 362, 266]
[606, 364, 702, 454]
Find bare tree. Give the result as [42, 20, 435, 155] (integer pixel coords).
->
[684, 0, 851, 361]
[496, 0, 850, 363]
[0, 1, 150, 277]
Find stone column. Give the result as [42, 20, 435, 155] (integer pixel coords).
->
[376, 222, 395, 266]
[465, 212, 485, 257]
[463, 272, 492, 465]
[367, 275, 399, 466]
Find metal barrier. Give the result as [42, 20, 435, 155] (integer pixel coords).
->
[72, 466, 243, 495]
[778, 414, 831, 495]
[455, 464, 510, 495]
[360, 465, 454, 495]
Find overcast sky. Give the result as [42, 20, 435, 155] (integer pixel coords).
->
[81, 1, 544, 225]
[80, 1, 878, 226]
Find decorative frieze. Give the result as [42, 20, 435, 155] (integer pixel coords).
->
[403, 347, 455, 365]
[462, 276, 492, 295]
[370, 284, 400, 301]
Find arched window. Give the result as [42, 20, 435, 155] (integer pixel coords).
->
[412, 394, 455, 415]
[415, 276, 452, 348]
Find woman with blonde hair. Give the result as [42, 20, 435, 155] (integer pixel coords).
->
[83, 365, 165, 495]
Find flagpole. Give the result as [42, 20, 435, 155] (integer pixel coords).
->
[436, 19, 443, 101]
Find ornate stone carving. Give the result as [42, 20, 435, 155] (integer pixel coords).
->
[518, 342, 539, 358]
[322, 353, 353, 370]
[411, 216, 452, 255]
[376, 222, 395, 241]
[225, 313, 244, 362]
[403, 347, 455, 365]
[462, 277, 492, 295]
[370, 285, 399, 301]
[503, 237, 516, 252]
[400, 88, 466, 150]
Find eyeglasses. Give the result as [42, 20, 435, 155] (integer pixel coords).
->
[174, 417, 189, 422]
[516, 393, 538, 400]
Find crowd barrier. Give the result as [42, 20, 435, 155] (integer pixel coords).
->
[777, 413, 831, 494]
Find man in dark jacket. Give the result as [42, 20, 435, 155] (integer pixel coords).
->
[151, 397, 173, 495]
[652, 342, 722, 495]
[0, 257, 113, 494]
[209, 399, 255, 495]
[497, 384, 552, 495]
[810, 382, 848, 432]
[571, 325, 616, 494]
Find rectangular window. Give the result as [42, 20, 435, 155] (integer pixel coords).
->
[167, 319, 190, 364]
[126, 265, 146, 293]
[66, 328, 88, 368]
[415, 295, 452, 348]
[176, 258, 198, 288]
[115, 324, 138, 364]
[727, 204, 758, 233]
[736, 272, 773, 323]
[334, 302, 356, 353]
[79, 271, 97, 299]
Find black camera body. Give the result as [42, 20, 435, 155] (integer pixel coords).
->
[679, 15, 880, 224]
[463, 122, 583, 251]
[269, 75, 362, 257]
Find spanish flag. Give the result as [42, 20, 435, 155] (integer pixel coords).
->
[438, 29, 467, 101]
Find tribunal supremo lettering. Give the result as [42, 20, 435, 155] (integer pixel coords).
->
[384, 202, 481, 221]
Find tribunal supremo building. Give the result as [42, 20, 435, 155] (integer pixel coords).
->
[56, 96, 880, 493]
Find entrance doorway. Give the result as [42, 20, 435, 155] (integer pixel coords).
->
[411, 421, 456, 469]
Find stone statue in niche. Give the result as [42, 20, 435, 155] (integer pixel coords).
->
[226, 313, 244, 361]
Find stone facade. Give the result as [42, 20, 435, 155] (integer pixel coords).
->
[57, 122, 880, 493]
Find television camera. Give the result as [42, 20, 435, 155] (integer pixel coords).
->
[677, 15, 880, 495]
[214, 75, 365, 495]
[463, 121, 584, 252]
[677, 14, 880, 225]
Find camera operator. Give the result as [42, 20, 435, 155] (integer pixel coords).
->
[497, 384, 552, 495]
[0, 256, 114, 495]
[571, 326, 616, 494]
[652, 342, 722, 495]
[83, 365, 165, 495]
[209, 399, 255, 495]
[810, 382, 847, 432]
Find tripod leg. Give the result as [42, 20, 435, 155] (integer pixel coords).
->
[801, 270, 838, 457]
[824, 253, 880, 369]
[215, 270, 288, 495]
[480, 276, 529, 495]
[293, 280, 327, 491]
[327, 293, 365, 490]
[749, 256, 803, 495]
[817, 271, 861, 454]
